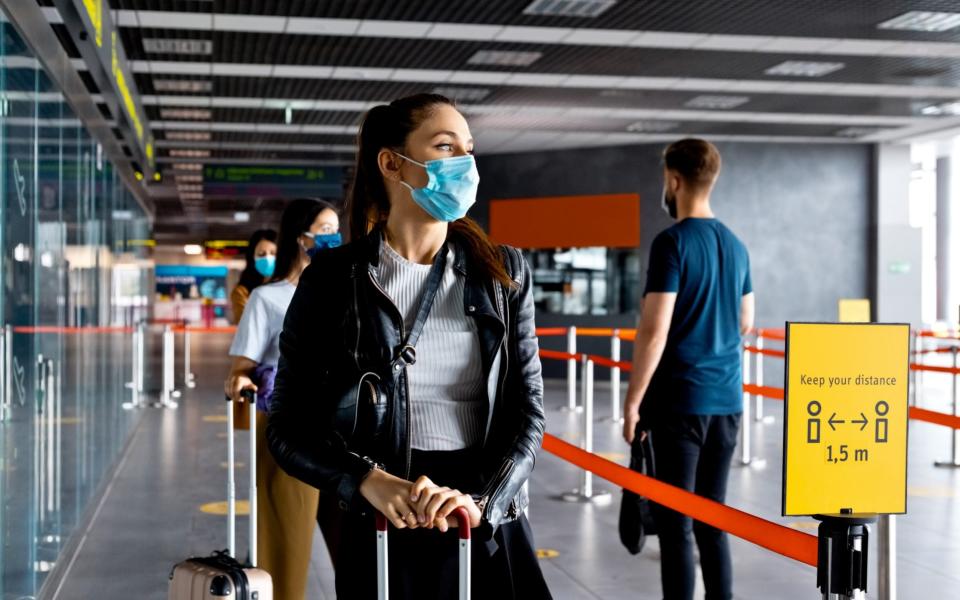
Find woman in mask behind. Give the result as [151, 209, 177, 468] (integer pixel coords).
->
[230, 229, 277, 323]
[267, 94, 551, 598]
[224, 197, 340, 600]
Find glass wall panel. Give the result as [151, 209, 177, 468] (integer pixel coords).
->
[0, 12, 153, 598]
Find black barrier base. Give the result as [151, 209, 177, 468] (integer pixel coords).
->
[815, 514, 876, 598]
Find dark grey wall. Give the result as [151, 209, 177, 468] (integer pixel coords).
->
[476, 141, 874, 330]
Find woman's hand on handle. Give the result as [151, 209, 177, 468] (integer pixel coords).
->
[224, 356, 259, 402]
[410, 475, 482, 532]
[360, 469, 420, 530]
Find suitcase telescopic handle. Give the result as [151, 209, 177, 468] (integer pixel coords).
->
[375, 506, 472, 599]
[225, 389, 258, 567]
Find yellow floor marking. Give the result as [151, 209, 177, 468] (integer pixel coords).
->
[203, 415, 229, 423]
[908, 484, 957, 498]
[200, 500, 250, 516]
[536, 549, 560, 559]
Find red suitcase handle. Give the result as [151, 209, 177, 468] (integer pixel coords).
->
[375, 506, 472, 599]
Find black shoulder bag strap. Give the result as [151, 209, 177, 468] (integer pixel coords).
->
[390, 243, 448, 370]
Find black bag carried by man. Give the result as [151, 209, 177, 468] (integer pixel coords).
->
[618, 426, 657, 555]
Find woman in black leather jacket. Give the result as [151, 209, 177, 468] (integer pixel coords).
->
[267, 93, 551, 598]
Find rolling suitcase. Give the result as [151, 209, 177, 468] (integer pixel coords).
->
[168, 390, 273, 599]
[375, 506, 472, 600]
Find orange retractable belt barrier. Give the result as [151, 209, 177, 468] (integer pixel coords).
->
[541, 433, 819, 567]
[916, 331, 960, 340]
[12, 326, 134, 334]
[535, 327, 568, 337]
[910, 363, 960, 375]
[539, 349, 582, 362]
[910, 407, 960, 430]
[171, 326, 238, 334]
[744, 346, 786, 358]
[755, 328, 786, 341]
[742, 383, 785, 400]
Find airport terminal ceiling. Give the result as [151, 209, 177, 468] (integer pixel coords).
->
[26, 0, 960, 244]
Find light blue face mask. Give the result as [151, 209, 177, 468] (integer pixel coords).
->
[254, 255, 275, 278]
[395, 153, 480, 222]
[305, 232, 342, 259]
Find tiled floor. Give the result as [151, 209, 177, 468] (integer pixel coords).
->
[49, 334, 960, 599]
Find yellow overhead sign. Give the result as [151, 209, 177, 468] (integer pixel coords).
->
[838, 299, 871, 323]
[783, 323, 909, 516]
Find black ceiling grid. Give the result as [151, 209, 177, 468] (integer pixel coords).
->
[40, 0, 960, 243]
[200, 0, 960, 42]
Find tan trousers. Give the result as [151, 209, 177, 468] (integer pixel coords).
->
[256, 411, 318, 600]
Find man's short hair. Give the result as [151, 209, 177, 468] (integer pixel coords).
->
[663, 138, 721, 190]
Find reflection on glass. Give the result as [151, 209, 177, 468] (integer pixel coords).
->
[1, 14, 153, 598]
[526, 247, 640, 315]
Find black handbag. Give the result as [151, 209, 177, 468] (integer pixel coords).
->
[332, 243, 447, 443]
[618, 426, 657, 555]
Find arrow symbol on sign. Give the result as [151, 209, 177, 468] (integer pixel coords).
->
[828, 413, 845, 431]
[852, 413, 869, 431]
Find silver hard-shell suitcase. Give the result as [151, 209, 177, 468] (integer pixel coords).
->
[168, 390, 272, 599]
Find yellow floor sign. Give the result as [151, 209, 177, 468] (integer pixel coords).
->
[783, 323, 909, 516]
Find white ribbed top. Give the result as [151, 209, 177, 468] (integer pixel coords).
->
[378, 242, 486, 451]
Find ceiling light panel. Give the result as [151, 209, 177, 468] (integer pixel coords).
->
[523, 0, 617, 18]
[160, 108, 212, 120]
[431, 87, 491, 101]
[834, 127, 884, 138]
[764, 61, 845, 77]
[684, 95, 750, 110]
[626, 120, 680, 132]
[467, 50, 543, 67]
[175, 174, 203, 183]
[153, 79, 212, 93]
[165, 131, 212, 141]
[877, 11, 960, 32]
[169, 149, 211, 158]
[142, 38, 213, 55]
[173, 163, 203, 171]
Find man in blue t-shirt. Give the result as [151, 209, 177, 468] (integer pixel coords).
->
[623, 139, 753, 600]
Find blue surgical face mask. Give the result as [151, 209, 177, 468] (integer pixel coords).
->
[254, 255, 275, 278]
[305, 232, 342, 258]
[395, 153, 479, 222]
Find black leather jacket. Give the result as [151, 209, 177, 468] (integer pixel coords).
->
[267, 230, 544, 538]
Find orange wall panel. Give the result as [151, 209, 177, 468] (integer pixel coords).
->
[489, 193, 641, 249]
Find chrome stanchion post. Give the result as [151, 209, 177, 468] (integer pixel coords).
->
[123, 325, 140, 410]
[2, 325, 12, 421]
[226, 395, 236, 558]
[740, 344, 752, 465]
[564, 327, 579, 412]
[183, 328, 195, 389]
[158, 325, 179, 409]
[561, 357, 610, 504]
[877, 515, 896, 600]
[610, 330, 622, 423]
[45, 359, 55, 515]
[935, 346, 960, 468]
[0, 326, 6, 422]
[755, 332, 765, 423]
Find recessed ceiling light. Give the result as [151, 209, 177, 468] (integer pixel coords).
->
[160, 108, 212, 120]
[183, 244, 203, 255]
[173, 163, 203, 171]
[143, 38, 213, 55]
[180, 193, 204, 200]
[432, 86, 492, 102]
[626, 120, 680, 133]
[169, 149, 211, 158]
[877, 11, 960, 32]
[684, 95, 750, 110]
[153, 79, 213, 93]
[764, 61, 845, 78]
[234, 212, 250, 222]
[523, 0, 617, 18]
[835, 127, 883, 138]
[165, 131, 212, 142]
[176, 174, 203, 183]
[177, 184, 203, 193]
[919, 101, 960, 116]
[467, 50, 543, 67]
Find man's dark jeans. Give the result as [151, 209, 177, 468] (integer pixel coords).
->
[651, 412, 742, 600]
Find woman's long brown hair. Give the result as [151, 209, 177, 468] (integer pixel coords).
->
[345, 93, 514, 288]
